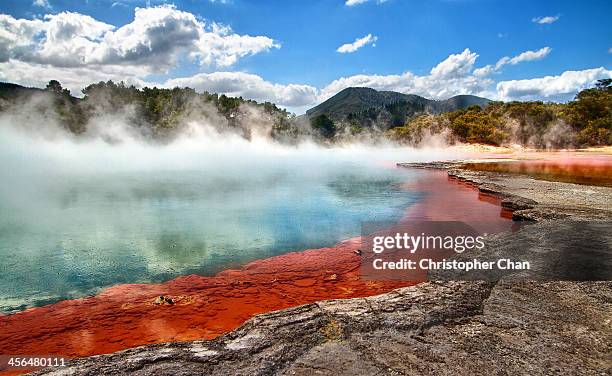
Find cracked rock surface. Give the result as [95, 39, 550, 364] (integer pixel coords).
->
[33, 280, 611, 376]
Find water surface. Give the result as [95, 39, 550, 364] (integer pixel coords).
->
[0, 164, 423, 313]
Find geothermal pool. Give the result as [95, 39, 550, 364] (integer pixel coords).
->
[0, 163, 426, 313]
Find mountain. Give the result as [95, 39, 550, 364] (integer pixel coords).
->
[0, 82, 46, 106]
[306, 87, 429, 118]
[305, 87, 491, 129]
[434, 94, 492, 113]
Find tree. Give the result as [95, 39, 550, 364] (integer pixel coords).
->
[310, 114, 336, 139]
[45, 80, 70, 96]
[565, 79, 612, 145]
[46, 80, 62, 92]
[595, 78, 612, 91]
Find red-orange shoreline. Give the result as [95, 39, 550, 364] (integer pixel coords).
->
[0, 170, 513, 374]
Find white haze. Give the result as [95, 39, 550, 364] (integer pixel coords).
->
[0, 106, 468, 181]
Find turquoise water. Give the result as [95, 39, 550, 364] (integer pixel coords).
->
[0, 164, 423, 313]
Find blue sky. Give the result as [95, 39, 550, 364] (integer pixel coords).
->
[1, 0, 610, 113]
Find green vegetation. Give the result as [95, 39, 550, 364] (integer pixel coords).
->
[0, 80, 294, 141]
[0, 79, 610, 147]
[390, 80, 612, 148]
[565, 79, 612, 146]
[310, 114, 337, 139]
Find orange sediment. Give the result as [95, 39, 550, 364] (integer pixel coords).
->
[463, 151, 612, 187]
[0, 170, 512, 371]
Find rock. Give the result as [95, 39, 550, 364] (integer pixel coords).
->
[500, 196, 538, 211]
[153, 296, 175, 305]
[33, 280, 611, 376]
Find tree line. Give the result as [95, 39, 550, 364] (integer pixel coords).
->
[388, 79, 612, 148]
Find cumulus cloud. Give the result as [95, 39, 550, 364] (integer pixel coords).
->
[0, 11, 605, 117]
[160, 48, 607, 110]
[345, 0, 388, 6]
[429, 48, 478, 78]
[165, 72, 318, 108]
[336, 33, 377, 53]
[317, 48, 603, 105]
[0, 14, 45, 62]
[161, 49, 491, 112]
[0, 59, 150, 95]
[496, 67, 612, 101]
[157, 48, 490, 111]
[508, 46, 552, 64]
[0, 5, 278, 73]
[473, 47, 551, 77]
[532, 15, 560, 24]
[32, 0, 52, 9]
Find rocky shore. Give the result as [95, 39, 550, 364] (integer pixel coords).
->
[0, 167, 507, 367]
[31, 160, 612, 375]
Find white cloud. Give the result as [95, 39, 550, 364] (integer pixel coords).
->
[336, 33, 377, 53]
[195, 25, 280, 66]
[160, 49, 490, 112]
[0, 24, 605, 115]
[429, 48, 478, 78]
[508, 46, 551, 64]
[318, 49, 604, 105]
[345, 0, 388, 6]
[496, 67, 612, 101]
[0, 5, 280, 101]
[0, 5, 279, 73]
[33, 0, 52, 9]
[165, 72, 318, 108]
[0, 15, 46, 62]
[473, 47, 551, 77]
[0, 59, 149, 96]
[532, 15, 559, 24]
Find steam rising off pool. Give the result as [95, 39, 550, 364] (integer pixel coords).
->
[0, 126, 463, 313]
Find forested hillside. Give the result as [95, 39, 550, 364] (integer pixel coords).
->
[389, 79, 612, 148]
[306, 87, 490, 133]
[0, 80, 299, 142]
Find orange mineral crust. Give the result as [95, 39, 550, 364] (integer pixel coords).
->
[1, 238, 411, 359]
[0, 170, 512, 369]
[464, 157, 612, 187]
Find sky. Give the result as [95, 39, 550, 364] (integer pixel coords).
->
[0, 0, 610, 113]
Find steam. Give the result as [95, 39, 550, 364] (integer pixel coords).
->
[0, 95, 469, 240]
[0, 96, 475, 312]
[0, 91, 470, 175]
[501, 113, 578, 149]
